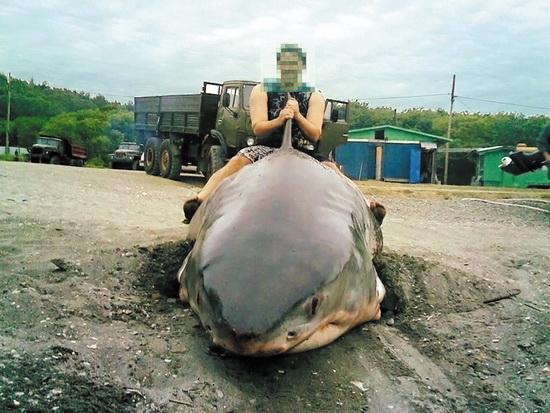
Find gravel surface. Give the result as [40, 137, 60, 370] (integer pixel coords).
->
[1, 161, 549, 412]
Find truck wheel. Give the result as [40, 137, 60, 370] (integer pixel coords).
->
[159, 140, 182, 180]
[50, 155, 60, 165]
[205, 145, 224, 181]
[144, 137, 162, 175]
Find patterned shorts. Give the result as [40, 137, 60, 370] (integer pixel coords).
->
[237, 145, 278, 163]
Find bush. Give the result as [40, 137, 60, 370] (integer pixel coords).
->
[85, 156, 105, 168]
[0, 153, 15, 161]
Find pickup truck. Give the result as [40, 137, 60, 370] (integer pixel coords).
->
[134, 81, 349, 180]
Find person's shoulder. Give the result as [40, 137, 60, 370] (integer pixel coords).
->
[251, 83, 267, 98]
[309, 88, 325, 102]
[252, 83, 265, 92]
[311, 88, 324, 97]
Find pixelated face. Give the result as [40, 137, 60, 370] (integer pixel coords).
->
[277, 51, 305, 75]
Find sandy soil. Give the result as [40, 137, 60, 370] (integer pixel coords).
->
[0, 161, 549, 412]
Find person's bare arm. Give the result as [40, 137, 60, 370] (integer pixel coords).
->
[286, 91, 325, 142]
[250, 84, 293, 137]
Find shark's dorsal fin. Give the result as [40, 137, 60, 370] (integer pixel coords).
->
[281, 119, 292, 150]
[280, 92, 293, 150]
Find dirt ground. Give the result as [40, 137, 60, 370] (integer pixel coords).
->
[0, 161, 549, 413]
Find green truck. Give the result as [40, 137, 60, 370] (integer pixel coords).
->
[29, 135, 87, 166]
[134, 81, 350, 180]
[109, 141, 143, 170]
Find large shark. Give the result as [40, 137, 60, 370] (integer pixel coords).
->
[177, 121, 386, 356]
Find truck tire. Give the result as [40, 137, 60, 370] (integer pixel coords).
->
[50, 155, 60, 165]
[205, 145, 223, 181]
[144, 137, 162, 175]
[159, 140, 182, 180]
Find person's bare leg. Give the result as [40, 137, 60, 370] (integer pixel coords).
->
[183, 155, 251, 222]
[198, 154, 251, 201]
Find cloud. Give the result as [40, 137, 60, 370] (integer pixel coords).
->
[0, 0, 548, 113]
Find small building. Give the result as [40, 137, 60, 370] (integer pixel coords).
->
[435, 145, 549, 187]
[335, 125, 450, 183]
[470, 146, 549, 188]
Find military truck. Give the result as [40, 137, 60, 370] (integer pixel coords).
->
[109, 141, 143, 170]
[29, 135, 87, 166]
[134, 81, 349, 180]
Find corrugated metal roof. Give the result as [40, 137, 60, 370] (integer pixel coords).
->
[471, 146, 511, 155]
[349, 124, 451, 143]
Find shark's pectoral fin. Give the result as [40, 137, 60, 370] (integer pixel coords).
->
[370, 201, 386, 225]
[179, 286, 189, 303]
[177, 254, 191, 303]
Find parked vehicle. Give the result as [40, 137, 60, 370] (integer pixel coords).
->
[109, 141, 143, 170]
[134, 81, 349, 180]
[29, 135, 87, 166]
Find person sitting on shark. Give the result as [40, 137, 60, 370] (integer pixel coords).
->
[183, 43, 385, 224]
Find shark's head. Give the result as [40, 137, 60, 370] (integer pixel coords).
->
[179, 147, 384, 356]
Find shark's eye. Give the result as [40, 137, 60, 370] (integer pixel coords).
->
[311, 296, 319, 316]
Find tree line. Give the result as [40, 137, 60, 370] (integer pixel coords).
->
[349, 101, 550, 148]
[2, 73, 549, 165]
[0, 73, 134, 165]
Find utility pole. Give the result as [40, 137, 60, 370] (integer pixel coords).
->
[443, 74, 456, 185]
[5, 72, 11, 155]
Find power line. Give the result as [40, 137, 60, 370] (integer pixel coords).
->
[457, 95, 550, 111]
[456, 96, 474, 112]
[354, 93, 449, 101]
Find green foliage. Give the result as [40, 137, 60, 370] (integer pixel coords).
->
[3, 72, 549, 159]
[0, 74, 108, 119]
[349, 102, 550, 148]
[0, 153, 15, 161]
[0, 73, 131, 161]
[41, 108, 134, 164]
[85, 156, 107, 168]
[11, 116, 48, 148]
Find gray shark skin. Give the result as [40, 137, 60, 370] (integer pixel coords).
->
[178, 125, 385, 356]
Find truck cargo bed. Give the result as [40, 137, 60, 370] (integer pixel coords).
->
[134, 93, 219, 137]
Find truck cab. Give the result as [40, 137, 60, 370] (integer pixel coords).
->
[109, 141, 143, 170]
[216, 81, 257, 149]
[198, 81, 258, 177]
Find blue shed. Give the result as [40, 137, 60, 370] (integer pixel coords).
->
[384, 142, 421, 183]
[335, 125, 449, 183]
[335, 141, 376, 180]
[336, 140, 423, 182]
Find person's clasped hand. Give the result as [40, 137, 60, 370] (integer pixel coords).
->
[285, 97, 300, 116]
[278, 107, 294, 124]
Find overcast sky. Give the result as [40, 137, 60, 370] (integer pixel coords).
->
[1, 0, 549, 115]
